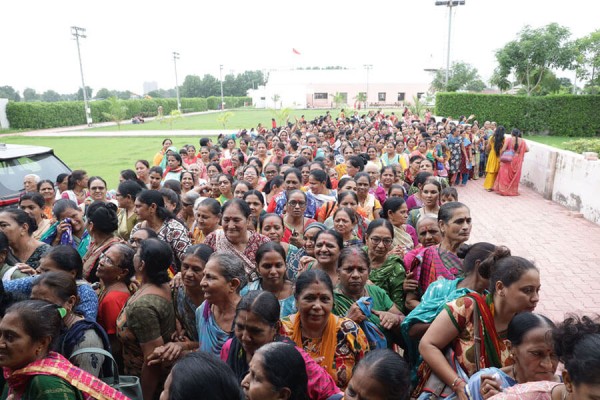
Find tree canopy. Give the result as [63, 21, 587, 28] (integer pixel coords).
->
[430, 61, 486, 92]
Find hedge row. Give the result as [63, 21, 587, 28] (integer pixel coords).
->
[6, 96, 252, 129]
[435, 93, 600, 137]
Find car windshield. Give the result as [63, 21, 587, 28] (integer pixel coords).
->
[0, 152, 70, 194]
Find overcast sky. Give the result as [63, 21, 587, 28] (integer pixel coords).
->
[1, 0, 596, 95]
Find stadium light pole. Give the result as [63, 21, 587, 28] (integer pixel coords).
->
[173, 52, 181, 112]
[220, 64, 224, 111]
[363, 64, 372, 108]
[435, 0, 465, 90]
[71, 26, 92, 126]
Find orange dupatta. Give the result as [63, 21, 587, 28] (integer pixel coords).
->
[290, 312, 338, 380]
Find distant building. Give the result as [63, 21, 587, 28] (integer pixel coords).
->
[248, 69, 430, 109]
[143, 81, 158, 95]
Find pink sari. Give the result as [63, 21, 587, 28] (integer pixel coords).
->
[494, 138, 528, 196]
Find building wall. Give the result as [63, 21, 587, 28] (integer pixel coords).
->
[521, 140, 600, 225]
[306, 83, 428, 108]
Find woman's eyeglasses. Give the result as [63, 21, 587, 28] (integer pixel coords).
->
[369, 237, 393, 247]
[288, 200, 306, 208]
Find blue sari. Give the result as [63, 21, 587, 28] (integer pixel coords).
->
[196, 301, 231, 356]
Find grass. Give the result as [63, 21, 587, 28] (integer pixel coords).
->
[524, 135, 588, 150]
[0, 135, 214, 189]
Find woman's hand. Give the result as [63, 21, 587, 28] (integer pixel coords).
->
[170, 272, 183, 288]
[346, 302, 367, 323]
[289, 231, 304, 249]
[388, 245, 405, 258]
[455, 381, 469, 400]
[128, 277, 140, 293]
[298, 256, 316, 275]
[479, 374, 502, 399]
[15, 263, 37, 276]
[403, 270, 418, 292]
[372, 310, 402, 330]
[147, 342, 184, 366]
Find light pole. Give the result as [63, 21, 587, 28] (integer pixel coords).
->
[435, 0, 465, 90]
[363, 64, 372, 109]
[173, 52, 181, 112]
[219, 64, 224, 111]
[71, 26, 92, 126]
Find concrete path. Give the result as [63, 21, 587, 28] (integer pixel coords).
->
[457, 178, 600, 322]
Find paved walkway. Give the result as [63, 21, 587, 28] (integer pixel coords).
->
[457, 178, 600, 322]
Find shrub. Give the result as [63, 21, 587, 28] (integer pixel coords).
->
[436, 93, 600, 137]
[563, 139, 600, 154]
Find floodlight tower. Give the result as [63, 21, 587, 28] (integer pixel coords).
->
[71, 26, 92, 126]
[435, 0, 465, 90]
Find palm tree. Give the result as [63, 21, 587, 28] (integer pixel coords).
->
[354, 92, 367, 109]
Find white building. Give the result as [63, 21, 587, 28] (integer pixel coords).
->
[248, 69, 431, 109]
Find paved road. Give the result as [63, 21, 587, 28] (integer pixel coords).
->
[458, 178, 600, 322]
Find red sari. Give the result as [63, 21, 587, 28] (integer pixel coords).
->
[494, 138, 528, 196]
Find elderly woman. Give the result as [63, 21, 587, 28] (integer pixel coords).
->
[416, 248, 541, 399]
[333, 247, 404, 348]
[268, 168, 318, 219]
[41, 199, 90, 257]
[116, 180, 143, 241]
[19, 192, 53, 240]
[96, 243, 134, 371]
[0, 300, 126, 400]
[178, 190, 200, 231]
[405, 201, 472, 312]
[204, 199, 270, 278]
[130, 189, 191, 271]
[117, 238, 176, 400]
[281, 269, 369, 390]
[0, 208, 51, 270]
[191, 198, 220, 244]
[382, 197, 418, 251]
[37, 179, 57, 221]
[220, 291, 341, 399]
[300, 229, 344, 286]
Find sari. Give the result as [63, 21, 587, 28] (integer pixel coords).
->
[203, 230, 271, 278]
[172, 286, 199, 341]
[487, 381, 561, 400]
[220, 336, 342, 400]
[467, 367, 517, 400]
[367, 250, 407, 313]
[484, 136, 504, 190]
[240, 280, 297, 317]
[196, 300, 232, 356]
[494, 138, 528, 196]
[82, 236, 122, 283]
[281, 313, 368, 390]
[393, 224, 417, 250]
[2, 351, 128, 400]
[41, 222, 90, 258]
[409, 245, 463, 295]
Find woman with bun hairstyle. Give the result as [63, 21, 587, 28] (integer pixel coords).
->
[81, 201, 121, 283]
[488, 315, 600, 400]
[0, 208, 51, 271]
[416, 247, 542, 400]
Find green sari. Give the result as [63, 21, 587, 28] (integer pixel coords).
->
[366, 247, 407, 313]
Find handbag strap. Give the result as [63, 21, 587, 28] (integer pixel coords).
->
[472, 302, 481, 373]
[69, 347, 120, 384]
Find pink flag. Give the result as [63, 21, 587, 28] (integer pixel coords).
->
[292, 48, 301, 55]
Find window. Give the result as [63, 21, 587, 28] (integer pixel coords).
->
[417, 92, 425, 99]
[378, 92, 386, 102]
[260, 97, 265, 100]
[397, 92, 405, 101]
[314, 93, 328, 100]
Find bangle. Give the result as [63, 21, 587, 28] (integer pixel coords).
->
[451, 377, 465, 389]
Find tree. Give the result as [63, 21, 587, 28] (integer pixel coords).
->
[95, 88, 113, 99]
[0, 86, 21, 101]
[41, 90, 61, 102]
[22, 88, 39, 102]
[199, 74, 221, 97]
[331, 92, 347, 108]
[491, 23, 576, 96]
[216, 111, 234, 129]
[431, 62, 486, 92]
[75, 86, 93, 101]
[575, 29, 600, 94]
[354, 92, 366, 109]
[101, 97, 128, 130]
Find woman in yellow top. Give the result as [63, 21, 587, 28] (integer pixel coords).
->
[484, 126, 506, 191]
[153, 138, 173, 166]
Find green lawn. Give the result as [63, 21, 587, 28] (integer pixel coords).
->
[0, 136, 213, 189]
[524, 135, 585, 150]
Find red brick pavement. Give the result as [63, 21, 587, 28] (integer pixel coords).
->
[456, 178, 600, 322]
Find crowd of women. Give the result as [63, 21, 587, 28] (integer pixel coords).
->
[0, 109, 591, 400]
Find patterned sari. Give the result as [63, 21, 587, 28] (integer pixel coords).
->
[2, 352, 128, 400]
[204, 230, 271, 279]
[409, 245, 463, 295]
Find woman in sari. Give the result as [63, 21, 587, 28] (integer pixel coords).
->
[221, 290, 341, 399]
[379, 166, 398, 196]
[163, 153, 185, 183]
[259, 214, 303, 284]
[382, 197, 418, 251]
[240, 242, 296, 317]
[405, 202, 472, 312]
[416, 250, 541, 400]
[280, 269, 369, 390]
[117, 238, 176, 400]
[204, 199, 270, 278]
[494, 129, 529, 196]
[299, 229, 343, 286]
[447, 128, 462, 187]
[407, 177, 441, 229]
[19, 192, 53, 241]
[0, 300, 126, 400]
[61, 170, 89, 206]
[42, 199, 90, 258]
[355, 172, 381, 220]
[484, 126, 506, 191]
[333, 208, 363, 248]
[324, 191, 369, 241]
[191, 198, 221, 245]
[333, 247, 404, 348]
[467, 312, 559, 400]
[307, 169, 336, 209]
[406, 172, 433, 209]
[81, 201, 121, 283]
[116, 180, 143, 242]
[282, 190, 316, 247]
[401, 242, 496, 384]
[37, 179, 56, 221]
[0, 208, 51, 270]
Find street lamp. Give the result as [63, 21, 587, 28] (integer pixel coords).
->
[435, 0, 465, 90]
[363, 64, 372, 109]
[219, 64, 224, 111]
[71, 26, 92, 126]
[173, 52, 181, 112]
